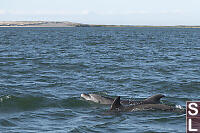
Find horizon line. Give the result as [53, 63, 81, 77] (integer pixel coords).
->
[0, 21, 200, 27]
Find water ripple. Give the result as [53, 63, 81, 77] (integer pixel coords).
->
[0, 27, 199, 132]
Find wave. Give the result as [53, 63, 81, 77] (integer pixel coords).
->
[0, 95, 89, 113]
[0, 119, 17, 127]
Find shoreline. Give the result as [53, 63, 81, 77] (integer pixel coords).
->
[0, 21, 200, 28]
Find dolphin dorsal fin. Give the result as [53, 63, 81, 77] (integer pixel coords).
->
[144, 94, 165, 104]
[111, 96, 121, 110]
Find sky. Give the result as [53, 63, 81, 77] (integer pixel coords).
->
[1, 0, 200, 25]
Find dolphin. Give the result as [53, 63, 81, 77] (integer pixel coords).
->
[81, 93, 114, 104]
[110, 96, 185, 113]
[81, 93, 165, 105]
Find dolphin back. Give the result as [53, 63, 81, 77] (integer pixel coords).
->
[143, 94, 165, 104]
[81, 93, 166, 105]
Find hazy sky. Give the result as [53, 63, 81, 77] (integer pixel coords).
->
[1, 0, 200, 25]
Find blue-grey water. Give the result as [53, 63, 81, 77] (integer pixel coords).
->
[0, 27, 199, 133]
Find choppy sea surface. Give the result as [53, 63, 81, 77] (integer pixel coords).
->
[0, 27, 199, 133]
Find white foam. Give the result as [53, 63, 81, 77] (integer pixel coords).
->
[0, 95, 11, 102]
[175, 105, 183, 109]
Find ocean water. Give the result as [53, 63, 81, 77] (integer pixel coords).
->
[0, 27, 199, 133]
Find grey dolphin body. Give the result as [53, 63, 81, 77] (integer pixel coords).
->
[81, 94, 114, 104]
[81, 93, 165, 105]
[110, 96, 185, 113]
